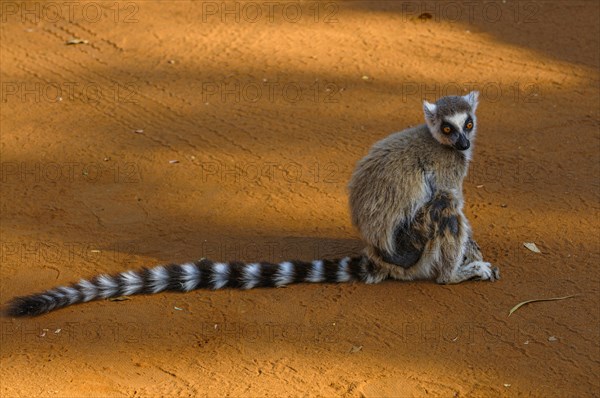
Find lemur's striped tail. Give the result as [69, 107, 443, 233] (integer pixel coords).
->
[6, 255, 382, 317]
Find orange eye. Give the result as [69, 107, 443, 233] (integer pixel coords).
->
[466, 122, 473, 129]
[443, 126, 451, 134]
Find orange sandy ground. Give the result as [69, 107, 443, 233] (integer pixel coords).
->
[1, 1, 599, 396]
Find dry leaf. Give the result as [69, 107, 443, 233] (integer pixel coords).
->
[109, 296, 132, 302]
[349, 345, 362, 353]
[523, 242, 541, 253]
[508, 294, 578, 316]
[548, 336, 558, 342]
[66, 38, 88, 45]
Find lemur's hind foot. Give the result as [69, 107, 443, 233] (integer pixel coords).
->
[440, 261, 500, 284]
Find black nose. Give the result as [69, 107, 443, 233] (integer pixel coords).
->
[454, 135, 470, 151]
[455, 141, 470, 151]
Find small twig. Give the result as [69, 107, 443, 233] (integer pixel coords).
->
[508, 294, 579, 316]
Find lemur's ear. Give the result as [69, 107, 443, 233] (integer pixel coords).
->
[463, 91, 479, 112]
[423, 100, 437, 122]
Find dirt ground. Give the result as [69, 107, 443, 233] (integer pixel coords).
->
[1, 0, 599, 397]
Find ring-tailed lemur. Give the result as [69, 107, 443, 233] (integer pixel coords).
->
[6, 91, 499, 317]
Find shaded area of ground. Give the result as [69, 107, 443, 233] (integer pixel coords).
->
[1, 1, 599, 396]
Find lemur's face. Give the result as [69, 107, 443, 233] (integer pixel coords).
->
[423, 91, 479, 153]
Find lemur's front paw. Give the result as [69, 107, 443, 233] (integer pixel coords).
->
[477, 262, 500, 282]
[465, 261, 500, 282]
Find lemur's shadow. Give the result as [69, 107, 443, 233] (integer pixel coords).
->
[106, 235, 365, 267]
